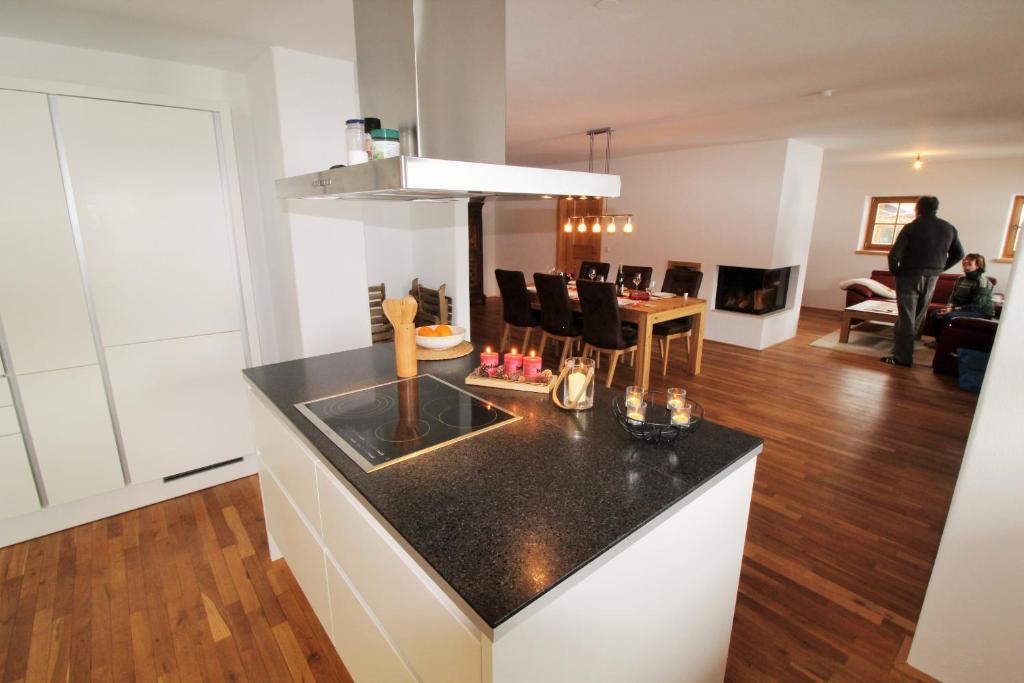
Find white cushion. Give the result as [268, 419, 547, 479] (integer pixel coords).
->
[839, 277, 897, 299]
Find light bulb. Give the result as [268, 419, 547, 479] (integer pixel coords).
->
[592, 219, 602, 233]
[606, 219, 616, 233]
[577, 219, 587, 233]
[563, 221, 572, 233]
[623, 219, 634, 234]
[913, 153, 923, 170]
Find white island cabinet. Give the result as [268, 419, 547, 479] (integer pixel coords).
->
[247, 378, 758, 683]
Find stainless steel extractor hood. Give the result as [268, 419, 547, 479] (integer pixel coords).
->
[275, 0, 620, 201]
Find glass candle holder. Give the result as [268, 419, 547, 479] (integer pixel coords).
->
[624, 385, 645, 410]
[561, 357, 596, 410]
[626, 401, 648, 424]
[666, 388, 687, 411]
[670, 402, 692, 426]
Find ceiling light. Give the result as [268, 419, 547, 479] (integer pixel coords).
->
[567, 128, 636, 236]
[913, 153, 923, 170]
[563, 220, 572, 233]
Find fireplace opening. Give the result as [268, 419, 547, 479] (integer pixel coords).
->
[716, 266, 792, 315]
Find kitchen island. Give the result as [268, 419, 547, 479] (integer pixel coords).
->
[243, 343, 762, 683]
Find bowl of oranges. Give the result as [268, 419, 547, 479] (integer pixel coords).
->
[415, 324, 465, 350]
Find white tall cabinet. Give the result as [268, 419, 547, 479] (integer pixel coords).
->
[0, 86, 256, 544]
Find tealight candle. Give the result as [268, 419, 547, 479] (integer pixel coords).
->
[624, 385, 644, 410]
[479, 346, 499, 369]
[666, 387, 686, 411]
[670, 404, 691, 426]
[503, 348, 523, 375]
[626, 401, 648, 424]
[523, 350, 542, 380]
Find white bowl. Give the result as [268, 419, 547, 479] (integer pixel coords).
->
[414, 325, 466, 350]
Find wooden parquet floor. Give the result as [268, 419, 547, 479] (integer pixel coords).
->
[0, 302, 972, 682]
[0, 478, 353, 683]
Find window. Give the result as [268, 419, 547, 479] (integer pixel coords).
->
[861, 196, 919, 252]
[999, 195, 1022, 262]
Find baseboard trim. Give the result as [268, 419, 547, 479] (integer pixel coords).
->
[0, 455, 258, 547]
[892, 636, 943, 682]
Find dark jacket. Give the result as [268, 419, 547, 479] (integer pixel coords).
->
[949, 270, 996, 317]
[888, 214, 964, 277]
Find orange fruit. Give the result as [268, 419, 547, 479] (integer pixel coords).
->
[434, 324, 453, 336]
[417, 326, 437, 337]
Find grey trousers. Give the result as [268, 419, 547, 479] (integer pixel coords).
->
[893, 274, 938, 365]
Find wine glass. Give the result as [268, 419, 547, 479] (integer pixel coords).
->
[588, 267, 597, 281]
[647, 278, 657, 295]
[632, 272, 642, 290]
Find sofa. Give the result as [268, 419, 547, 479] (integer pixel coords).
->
[932, 317, 999, 376]
[844, 269, 1001, 337]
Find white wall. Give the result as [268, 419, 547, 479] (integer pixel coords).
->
[489, 139, 823, 348]
[245, 47, 372, 359]
[487, 198, 554, 296]
[908, 257, 1023, 681]
[0, 36, 276, 361]
[363, 203, 415, 298]
[804, 155, 1024, 310]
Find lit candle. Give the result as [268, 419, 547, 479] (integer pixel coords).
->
[624, 385, 644, 409]
[567, 371, 586, 404]
[670, 404, 691, 426]
[523, 350, 542, 380]
[626, 402, 648, 424]
[666, 388, 686, 411]
[480, 346, 499, 369]
[503, 347, 523, 375]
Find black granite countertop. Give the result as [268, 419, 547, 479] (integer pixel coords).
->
[244, 343, 762, 629]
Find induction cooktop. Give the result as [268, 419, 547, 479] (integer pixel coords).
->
[294, 374, 519, 472]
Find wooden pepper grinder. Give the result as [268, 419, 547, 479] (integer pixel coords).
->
[382, 296, 418, 378]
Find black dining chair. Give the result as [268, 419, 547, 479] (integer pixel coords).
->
[494, 269, 542, 352]
[578, 261, 611, 282]
[620, 265, 654, 290]
[533, 273, 583, 366]
[654, 268, 703, 375]
[576, 280, 638, 387]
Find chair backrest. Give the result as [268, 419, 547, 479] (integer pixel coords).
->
[494, 269, 535, 327]
[620, 265, 653, 290]
[410, 278, 450, 326]
[533, 273, 576, 336]
[368, 283, 394, 343]
[578, 261, 611, 282]
[576, 280, 627, 349]
[663, 268, 703, 297]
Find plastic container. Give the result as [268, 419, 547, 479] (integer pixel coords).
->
[345, 119, 368, 165]
[371, 128, 401, 159]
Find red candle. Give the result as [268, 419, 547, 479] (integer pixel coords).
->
[480, 346, 499, 369]
[503, 347, 523, 375]
[523, 350, 542, 380]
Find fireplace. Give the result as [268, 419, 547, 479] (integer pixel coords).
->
[716, 266, 792, 315]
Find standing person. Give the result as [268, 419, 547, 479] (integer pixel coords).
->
[881, 195, 964, 367]
[928, 253, 996, 344]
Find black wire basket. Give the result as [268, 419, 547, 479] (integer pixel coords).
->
[611, 391, 704, 444]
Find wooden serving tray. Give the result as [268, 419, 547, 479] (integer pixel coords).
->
[465, 371, 556, 394]
[416, 341, 474, 361]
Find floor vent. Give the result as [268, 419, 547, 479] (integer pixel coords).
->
[164, 457, 245, 483]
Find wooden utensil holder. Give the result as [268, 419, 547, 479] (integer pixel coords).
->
[393, 322, 418, 378]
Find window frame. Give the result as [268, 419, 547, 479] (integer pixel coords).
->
[998, 195, 1022, 262]
[860, 196, 919, 253]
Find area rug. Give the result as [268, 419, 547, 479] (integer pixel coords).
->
[810, 322, 933, 367]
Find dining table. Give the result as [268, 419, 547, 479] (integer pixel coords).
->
[527, 283, 708, 391]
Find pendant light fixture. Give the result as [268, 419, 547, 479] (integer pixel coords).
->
[566, 128, 635, 235]
[913, 153, 923, 170]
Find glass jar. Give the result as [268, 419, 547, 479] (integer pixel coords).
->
[345, 119, 368, 165]
[371, 128, 401, 160]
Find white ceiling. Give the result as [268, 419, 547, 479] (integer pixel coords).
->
[0, 0, 356, 71]
[1, 0, 1021, 165]
[506, 0, 1024, 165]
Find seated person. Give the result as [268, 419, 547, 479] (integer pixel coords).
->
[928, 253, 996, 345]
